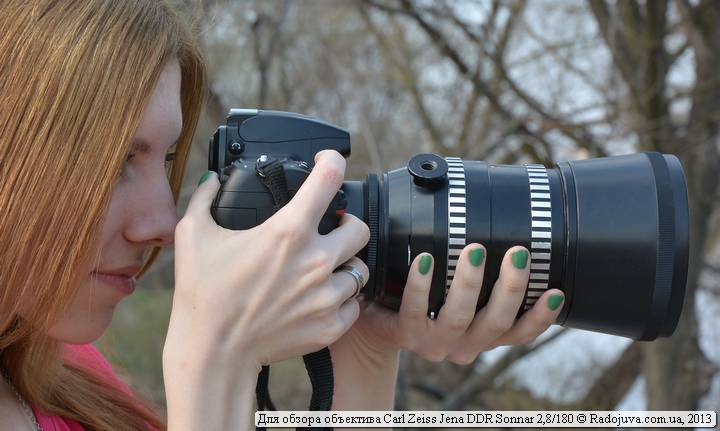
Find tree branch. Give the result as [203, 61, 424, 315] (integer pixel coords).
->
[442, 329, 568, 409]
[575, 342, 642, 409]
[357, 6, 445, 154]
[384, 0, 556, 161]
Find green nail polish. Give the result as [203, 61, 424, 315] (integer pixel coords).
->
[198, 171, 212, 186]
[548, 294, 564, 311]
[419, 254, 432, 275]
[511, 249, 528, 269]
[469, 248, 485, 267]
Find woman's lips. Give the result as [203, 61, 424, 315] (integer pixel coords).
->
[91, 272, 136, 295]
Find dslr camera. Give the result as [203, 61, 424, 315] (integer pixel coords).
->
[209, 109, 689, 341]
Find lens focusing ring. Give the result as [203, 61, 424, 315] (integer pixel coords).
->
[524, 164, 553, 311]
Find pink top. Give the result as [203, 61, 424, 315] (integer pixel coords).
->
[30, 344, 154, 431]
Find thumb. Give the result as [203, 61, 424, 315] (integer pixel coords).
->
[184, 171, 220, 222]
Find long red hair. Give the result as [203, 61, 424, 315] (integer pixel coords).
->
[0, 1, 207, 429]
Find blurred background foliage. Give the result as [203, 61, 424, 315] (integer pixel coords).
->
[98, 0, 719, 414]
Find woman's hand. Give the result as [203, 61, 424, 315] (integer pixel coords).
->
[163, 150, 369, 430]
[335, 244, 564, 364]
[329, 243, 563, 411]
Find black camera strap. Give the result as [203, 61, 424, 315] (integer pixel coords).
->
[256, 157, 334, 431]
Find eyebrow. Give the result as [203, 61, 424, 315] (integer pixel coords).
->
[131, 137, 179, 154]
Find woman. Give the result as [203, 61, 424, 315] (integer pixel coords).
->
[0, 1, 564, 430]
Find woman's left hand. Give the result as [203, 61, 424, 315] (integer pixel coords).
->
[332, 242, 565, 365]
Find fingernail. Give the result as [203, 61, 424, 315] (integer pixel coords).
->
[547, 294, 564, 311]
[419, 254, 433, 275]
[198, 171, 213, 186]
[469, 248, 485, 267]
[511, 249, 528, 269]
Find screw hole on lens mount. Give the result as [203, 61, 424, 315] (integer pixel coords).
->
[421, 160, 437, 171]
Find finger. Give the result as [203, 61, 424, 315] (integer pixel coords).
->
[322, 213, 370, 267]
[183, 171, 220, 222]
[397, 253, 434, 335]
[336, 296, 361, 332]
[464, 246, 530, 348]
[437, 244, 486, 336]
[330, 256, 369, 301]
[277, 150, 346, 227]
[313, 299, 360, 349]
[493, 289, 564, 346]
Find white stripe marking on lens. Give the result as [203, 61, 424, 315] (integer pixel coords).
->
[531, 241, 551, 249]
[527, 291, 544, 298]
[449, 196, 466, 204]
[448, 172, 464, 179]
[530, 210, 552, 218]
[532, 220, 552, 228]
[529, 282, 548, 290]
[529, 178, 549, 184]
[532, 252, 550, 260]
[531, 263, 550, 270]
[530, 184, 550, 191]
[531, 210, 552, 218]
[449, 227, 465, 235]
[531, 273, 549, 280]
[532, 231, 552, 239]
[531, 193, 551, 199]
[449, 180, 465, 187]
[531, 201, 551, 208]
[450, 207, 466, 215]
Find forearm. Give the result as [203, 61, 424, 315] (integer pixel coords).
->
[164, 342, 259, 431]
[330, 341, 400, 411]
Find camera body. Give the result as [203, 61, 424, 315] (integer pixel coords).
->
[209, 109, 349, 235]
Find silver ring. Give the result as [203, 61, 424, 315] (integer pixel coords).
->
[335, 264, 365, 298]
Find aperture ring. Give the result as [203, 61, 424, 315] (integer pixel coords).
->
[525, 164, 552, 311]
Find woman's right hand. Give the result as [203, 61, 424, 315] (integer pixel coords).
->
[163, 150, 370, 430]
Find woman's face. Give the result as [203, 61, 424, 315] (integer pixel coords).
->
[47, 60, 183, 344]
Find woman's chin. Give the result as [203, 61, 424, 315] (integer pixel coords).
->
[46, 311, 115, 344]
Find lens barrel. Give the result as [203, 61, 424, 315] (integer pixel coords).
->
[348, 152, 689, 340]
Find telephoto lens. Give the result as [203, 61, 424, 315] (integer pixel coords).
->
[348, 152, 689, 341]
[209, 109, 690, 341]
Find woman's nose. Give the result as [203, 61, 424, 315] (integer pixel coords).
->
[124, 181, 178, 247]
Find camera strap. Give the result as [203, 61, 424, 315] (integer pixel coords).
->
[256, 157, 334, 431]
